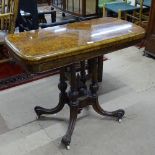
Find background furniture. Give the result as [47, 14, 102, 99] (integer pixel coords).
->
[17, 0, 56, 31]
[145, 0, 155, 56]
[142, 0, 151, 7]
[98, 0, 116, 17]
[135, 0, 151, 23]
[103, 0, 151, 26]
[103, 1, 140, 19]
[0, 0, 19, 63]
[0, 0, 19, 33]
[51, 0, 99, 17]
[17, 0, 39, 31]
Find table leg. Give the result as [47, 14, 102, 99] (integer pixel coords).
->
[78, 61, 87, 95]
[61, 106, 78, 150]
[90, 58, 125, 122]
[88, 56, 103, 82]
[61, 64, 79, 149]
[34, 67, 68, 117]
[98, 55, 103, 82]
[34, 59, 125, 150]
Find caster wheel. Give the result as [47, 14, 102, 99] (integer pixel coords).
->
[66, 145, 70, 150]
[118, 119, 122, 123]
[36, 114, 41, 119]
[61, 135, 71, 150]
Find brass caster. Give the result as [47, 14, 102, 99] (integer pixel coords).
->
[118, 119, 122, 123]
[66, 145, 70, 150]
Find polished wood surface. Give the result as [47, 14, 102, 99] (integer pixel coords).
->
[5, 17, 145, 72]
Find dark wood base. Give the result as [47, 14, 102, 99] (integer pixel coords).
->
[34, 57, 125, 149]
[145, 35, 155, 58]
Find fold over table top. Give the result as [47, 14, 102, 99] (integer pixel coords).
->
[5, 17, 145, 73]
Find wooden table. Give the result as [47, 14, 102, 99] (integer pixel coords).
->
[5, 17, 145, 149]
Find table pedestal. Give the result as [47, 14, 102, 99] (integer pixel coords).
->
[34, 57, 125, 149]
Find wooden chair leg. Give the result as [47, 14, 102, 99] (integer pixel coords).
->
[125, 13, 128, 21]
[51, 11, 56, 22]
[103, 5, 107, 17]
[118, 9, 122, 19]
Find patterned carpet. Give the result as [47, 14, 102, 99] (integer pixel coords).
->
[0, 62, 59, 91]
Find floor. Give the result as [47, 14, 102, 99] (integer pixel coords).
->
[0, 46, 155, 155]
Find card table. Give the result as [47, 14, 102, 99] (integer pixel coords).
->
[5, 17, 145, 149]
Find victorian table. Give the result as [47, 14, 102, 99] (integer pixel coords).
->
[5, 17, 145, 149]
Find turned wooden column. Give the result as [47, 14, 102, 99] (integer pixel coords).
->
[145, 0, 155, 56]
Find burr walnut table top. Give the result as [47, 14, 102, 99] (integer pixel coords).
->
[5, 17, 145, 73]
